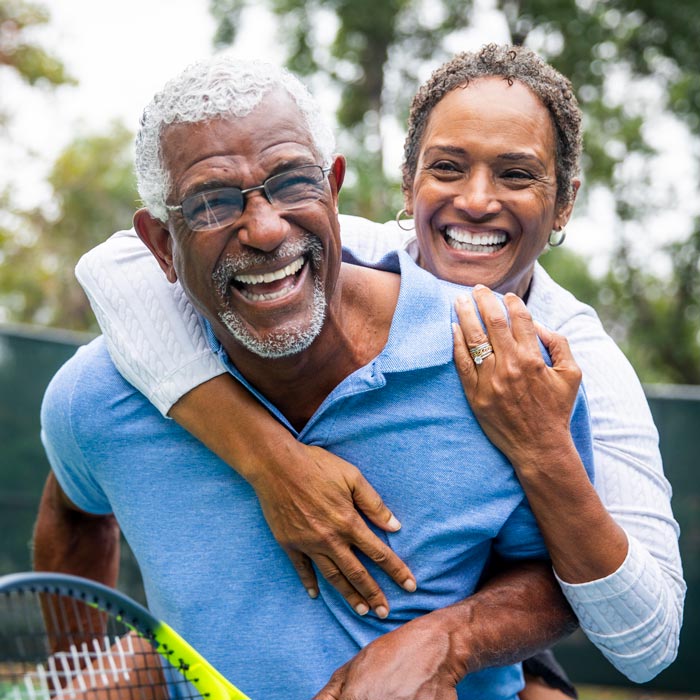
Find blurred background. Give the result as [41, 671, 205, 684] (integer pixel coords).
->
[0, 0, 698, 697]
[1, 0, 700, 380]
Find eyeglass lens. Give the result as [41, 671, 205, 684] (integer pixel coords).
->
[181, 165, 327, 231]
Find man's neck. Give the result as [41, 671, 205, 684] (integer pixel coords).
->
[216, 263, 401, 431]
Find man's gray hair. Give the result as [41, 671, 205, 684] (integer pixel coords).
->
[135, 55, 336, 222]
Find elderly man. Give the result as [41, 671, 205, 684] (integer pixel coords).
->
[36, 56, 593, 700]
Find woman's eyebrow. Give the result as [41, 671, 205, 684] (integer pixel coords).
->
[422, 145, 468, 158]
[498, 152, 547, 168]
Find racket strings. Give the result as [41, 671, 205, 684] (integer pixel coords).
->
[0, 588, 205, 700]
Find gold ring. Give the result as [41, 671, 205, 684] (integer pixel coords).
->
[469, 341, 494, 366]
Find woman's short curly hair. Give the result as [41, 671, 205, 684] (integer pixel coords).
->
[401, 44, 582, 210]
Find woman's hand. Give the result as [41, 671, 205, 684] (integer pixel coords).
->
[249, 440, 417, 617]
[452, 285, 629, 583]
[452, 285, 582, 469]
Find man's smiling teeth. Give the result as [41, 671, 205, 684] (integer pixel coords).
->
[234, 256, 305, 285]
[233, 255, 305, 302]
[444, 227, 507, 251]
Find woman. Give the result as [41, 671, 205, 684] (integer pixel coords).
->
[75, 45, 683, 696]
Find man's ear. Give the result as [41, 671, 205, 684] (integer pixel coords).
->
[329, 155, 346, 197]
[554, 178, 581, 230]
[133, 208, 178, 283]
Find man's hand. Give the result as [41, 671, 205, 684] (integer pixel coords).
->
[314, 560, 577, 700]
[313, 613, 461, 700]
[251, 441, 416, 617]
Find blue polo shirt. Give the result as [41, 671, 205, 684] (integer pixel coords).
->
[41, 250, 593, 700]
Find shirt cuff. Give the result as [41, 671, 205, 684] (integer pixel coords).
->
[554, 535, 659, 635]
[148, 352, 227, 416]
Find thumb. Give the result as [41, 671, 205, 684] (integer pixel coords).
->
[313, 665, 347, 700]
[534, 322, 575, 370]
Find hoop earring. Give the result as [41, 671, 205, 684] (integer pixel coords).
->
[548, 228, 566, 247]
[395, 208, 415, 232]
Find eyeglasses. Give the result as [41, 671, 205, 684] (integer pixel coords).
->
[165, 164, 331, 232]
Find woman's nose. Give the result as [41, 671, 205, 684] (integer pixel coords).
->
[452, 169, 502, 219]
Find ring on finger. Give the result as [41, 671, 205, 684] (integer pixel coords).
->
[469, 341, 494, 366]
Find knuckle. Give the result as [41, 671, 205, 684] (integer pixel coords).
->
[291, 556, 313, 574]
[321, 565, 344, 584]
[367, 493, 385, 513]
[511, 302, 532, 322]
[369, 548, 390, 566]
[487, 312, 509, 332]
[570, 365, 583, 385]
[464, 329, 487, 346]
[345, 566, 369, 586]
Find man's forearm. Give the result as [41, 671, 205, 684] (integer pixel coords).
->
[313, 559, 576, 699]
[440, 559, 577, 676]
[33, 472, 121, 586]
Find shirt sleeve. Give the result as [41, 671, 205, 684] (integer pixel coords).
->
[40, 345, 113, 515]
[551, 302, 685, 682]
[75, 229, 227, 416]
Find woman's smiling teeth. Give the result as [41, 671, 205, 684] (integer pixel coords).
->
[233, 255, 306, 302]
[443, 226, 508, 252]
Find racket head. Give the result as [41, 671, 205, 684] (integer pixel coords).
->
[0, 573, 247, 700]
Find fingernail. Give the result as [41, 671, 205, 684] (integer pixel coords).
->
[306, 588, 319, 599]
[387, 515, 401, 531]
[474, 284, 485, 290]
[402, 578, 417, 592]
[354, 603, 369, 615]
[375, 606, 389, 619]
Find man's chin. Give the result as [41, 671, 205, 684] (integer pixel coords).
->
[218, 310, 325, 360]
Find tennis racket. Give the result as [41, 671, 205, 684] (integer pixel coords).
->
[0, 572, 250, 700]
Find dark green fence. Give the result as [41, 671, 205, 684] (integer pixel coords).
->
[554, 384, 700, 693]
[1, 324, 698, 692]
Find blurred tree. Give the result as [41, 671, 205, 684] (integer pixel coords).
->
[514, 0, 700, 383]
[0, 0, 73, 87]
[0, 123, 138, 331]
[210, 0, 700, 383]
[210, 0, 479, 220]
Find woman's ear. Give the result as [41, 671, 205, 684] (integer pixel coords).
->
[403, 187, 414, 217]
[554, 178, 581, 230]
[133, 208, 178, 283]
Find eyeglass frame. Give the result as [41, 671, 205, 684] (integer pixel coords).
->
[164, 164, 332, 232]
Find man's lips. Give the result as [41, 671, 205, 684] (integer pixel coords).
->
[230, 255, 307, 302]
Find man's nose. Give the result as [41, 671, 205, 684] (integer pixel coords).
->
[452, 169, 502, 219]
[234, 190, 290, 252]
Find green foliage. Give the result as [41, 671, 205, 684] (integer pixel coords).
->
[207, 0, 700, 384]
[0, 0, 74, 86]
[208, 0, 478, 221]
[0, 123, 138, 331]
[511, 0, 700, 383]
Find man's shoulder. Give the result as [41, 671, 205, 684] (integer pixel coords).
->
[42, 336, 148, 437]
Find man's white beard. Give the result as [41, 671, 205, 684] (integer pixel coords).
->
[215, 234, 327, 358]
